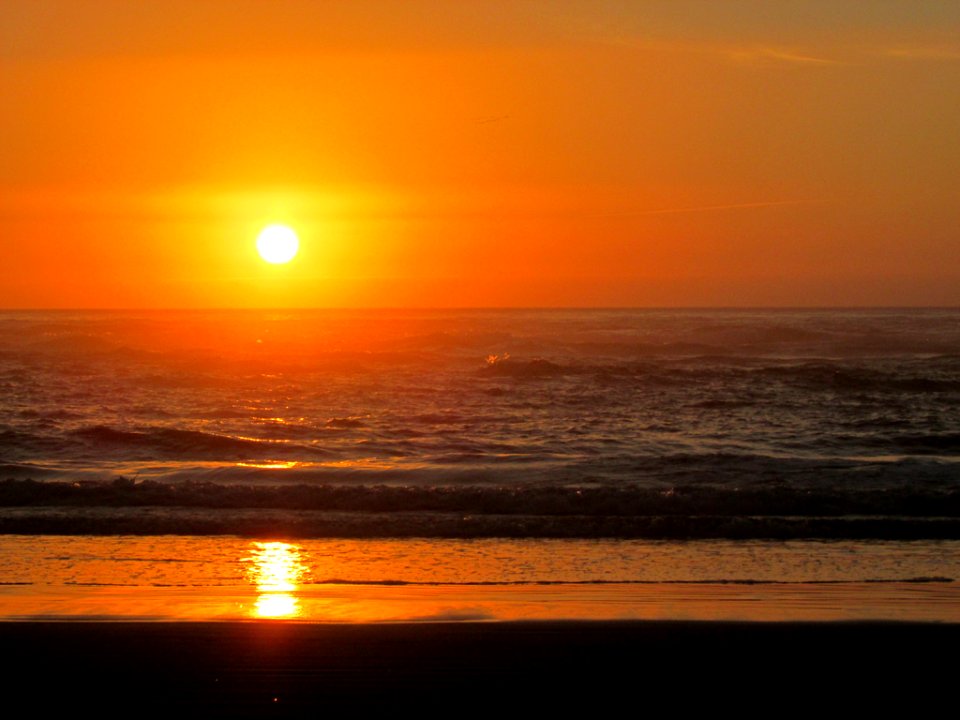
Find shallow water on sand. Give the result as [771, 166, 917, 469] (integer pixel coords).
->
[1, 536, 958, 622]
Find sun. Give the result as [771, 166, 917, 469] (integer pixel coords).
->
[256, 224, 300, 264]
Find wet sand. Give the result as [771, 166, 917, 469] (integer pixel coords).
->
[4, 620, 956, 714]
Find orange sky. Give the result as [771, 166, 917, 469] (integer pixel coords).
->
[2, 1, 958, 307]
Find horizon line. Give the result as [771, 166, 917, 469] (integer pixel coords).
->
[2, 305, 959, 312]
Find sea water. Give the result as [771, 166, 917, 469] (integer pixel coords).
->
[1, 309, 958, 620]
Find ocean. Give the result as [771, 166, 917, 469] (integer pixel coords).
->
[1, 308, 958, 621]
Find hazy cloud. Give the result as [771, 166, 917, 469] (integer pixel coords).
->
[883, 44, 960, 61]
[725, 46, 841, 66]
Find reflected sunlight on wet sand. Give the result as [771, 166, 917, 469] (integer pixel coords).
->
[2, 537, 959, 623]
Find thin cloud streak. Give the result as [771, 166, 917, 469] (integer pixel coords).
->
[601, 199, 811, 218]
[883, 44, 960, 60]
[726, 46, 840, 66]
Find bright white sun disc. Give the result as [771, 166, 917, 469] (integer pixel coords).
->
[256, 225, 299, 264]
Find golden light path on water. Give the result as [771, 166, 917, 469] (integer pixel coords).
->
[235, 461, 300, 470]
[244, 541, 309, 619]
[233, 459, 407, 471]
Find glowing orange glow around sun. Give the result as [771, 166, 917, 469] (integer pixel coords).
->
[256, 224, 300, 264]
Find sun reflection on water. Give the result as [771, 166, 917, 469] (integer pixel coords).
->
[243, 541, 308, 618]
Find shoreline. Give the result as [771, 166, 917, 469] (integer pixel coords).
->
[4, 579, 959, 623]
[4, 535, 959, 623]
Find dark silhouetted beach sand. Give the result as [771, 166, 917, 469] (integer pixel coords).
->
[4, 620, 956, 714]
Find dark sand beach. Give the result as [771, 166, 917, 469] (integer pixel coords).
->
[4, 620, 957, 714]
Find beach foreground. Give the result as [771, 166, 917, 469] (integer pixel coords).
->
[4, 620, 956, 714]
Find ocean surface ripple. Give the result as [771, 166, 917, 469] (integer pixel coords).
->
[1, 308, 958, 539]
